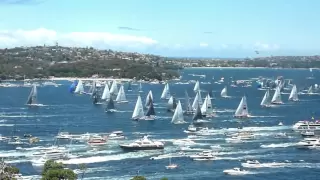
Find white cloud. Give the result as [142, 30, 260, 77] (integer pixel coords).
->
[254, 42, 279, 50]
[0, 28, 158, 49]
[199, 42, 208, 47]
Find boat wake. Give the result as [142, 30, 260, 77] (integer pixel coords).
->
[260, 143, 296, 148]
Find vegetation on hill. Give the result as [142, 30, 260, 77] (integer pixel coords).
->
[0, 46, 180, 81]
[42, 160, 77, 180]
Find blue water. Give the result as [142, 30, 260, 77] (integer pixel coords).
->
[1, 68, 320, 180]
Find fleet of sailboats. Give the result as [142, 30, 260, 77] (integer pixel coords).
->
[289, 85, 299, 101]
[271, 87, 283, 104]
[260, 90, 271, 107]
[115, 85, 128, 103]
[234, 96, 249, 118]
[171, 100, 186, 124]
[161, 83, 171, 99]
[132, 95, 145, 120]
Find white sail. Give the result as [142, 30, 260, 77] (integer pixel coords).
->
[171, 101, 186, 124]
[197, 91, 203, 105]
[206, 94, 212, 109]
[132, 96, 144, 119]
[109, 80, 118, 95]
[101, 84, 110, 100]
[148, 90, 153, 101]
[74, 80, 84, 94]
[161, 83, 170, 99]
[271, 87, 282, 104]
[289, 85, 299, 101]
[193, 81, 200, 92]
[145, 90, 153, 107]
[234, 96, 249, 117]
[307, 86, 313, 94]
[192, 92, 199, 110]
[201, 96, 208, 115]
[221, 87, 227, 97]
[139, 82, 143, 92]
[115, 85, 127, 102]
[260, 90, 270, 106]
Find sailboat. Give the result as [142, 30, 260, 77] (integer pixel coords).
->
[101, 83, 111, 101]
[109, 80, 118, 96]
[92, 90, 102, 105]
[184, 91, 193, 114]
[221, 86, 229, 98]
[74, 80, 84, 94]
[138, 82, 143, 93]
[144, 100, 156, 120]
[88, 81, 97, 96]
[26, 84, 42, 106]
[145, 90, 154, 108]
[260, 90, 271, 107]
[171, 100, 186, 124]
[167, 96, 177, 112]
[165, 157, 178, 169]
[127, 81, 133, 92]
[193, 81, 200, 92]
[307, 85, 314, 95]
[271, 87, 283, 104]
[115, 85, 128, 103]
[161, 83, 171, 99]
[234, 96, 249, 118]
[201, 94, 214, 117]
[192, 91, 202, 110]
[105, 98, 116, 112]
[132, 95, 145, 120]
[289, 85, 299, 101]
[193, 103, 206, 124]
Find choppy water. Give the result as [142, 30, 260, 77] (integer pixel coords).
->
[1, 68, 320, 180]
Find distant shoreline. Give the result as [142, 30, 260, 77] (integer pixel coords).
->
[186, 67, 316, 70]
[49, 77, 133, 82]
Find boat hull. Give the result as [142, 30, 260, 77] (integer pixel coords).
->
[119, 145, 164, 151]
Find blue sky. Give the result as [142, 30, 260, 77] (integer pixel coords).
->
[0, 0, 319, 57]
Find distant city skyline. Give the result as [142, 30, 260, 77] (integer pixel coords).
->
[0, 0, 320, 57]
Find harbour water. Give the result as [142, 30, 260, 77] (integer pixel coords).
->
[1, 68, 320, 180]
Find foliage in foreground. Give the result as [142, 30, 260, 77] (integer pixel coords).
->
[41, 160, 77, 180]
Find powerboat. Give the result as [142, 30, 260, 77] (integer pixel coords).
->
[108, 131, 125, 140]
[301, 130, 315, 137]
[226, 136, 243, 143]
[190, 150, 217, 160]
[274, 132, 287, 138]
[119, 136, 164, 151]
[223, 167, 249, 175]
[241, 160, 286, 168]
[33, 146, 67, 159]
[241, 160, 261, 168]
[293, 121, 320, 131]
[295, 138, 320, 149]
[173, 139, 196, 146]
[165, 158, 178, 169]
[56, 132, 72, 140]
[87, 136, 108, 146]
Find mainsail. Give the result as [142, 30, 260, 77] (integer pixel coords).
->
[138, 82, 143, 92]
[167, 96, 177, 111]
[221, 86, 228, 97]
[192, 102, 203, 122]
[115, 85, 128, 102]
[26, 84, 37, 105]
[171, 101, 186, 124]
[201, 94, 213, 116]
[101, 84, 111, 100]
[145, 100, 156, 117]
[145, 90, 153, 107]
[271, 87, 282, 104]
[109, 80, 118, 96]
[184, 91, 193, 114]
[132, 95, 144, 120]
[260, 90, 270, 106]
[193, 81, 200, 92]
[289, 85, 299, 101]
[74, 80, 84, 94]
[161, 83, 170, 99]
[234, 96, 249, 117]
[192, 91, 202, 110]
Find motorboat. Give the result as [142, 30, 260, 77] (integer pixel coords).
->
[295, 138, 320, 149]
[293, 121, 320, 131]
[8, 137, 24, 145]
[274, 132, 287, 138]
[184, 125, 204, 134]
[87, 136, 108, 146]
[173, 139, 196, 146]
[119, 136, 164, 151]
[0, 134, 8, 141]
[223, 167, 249, 175]
[278, 122, 284, 126]
[33, 146, 67, 158]
[226, 136, 243, 143]
[56, 132, 72, 140]
[190, 150, 217, 160]
[301, 130, 315, 137]
[108, 131, 125, 140]
[241, 160, 261, 168]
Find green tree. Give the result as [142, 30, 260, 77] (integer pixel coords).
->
[0, 158, 20, 180]
[41, 160, 77, 180]
[131, 176, 147, 180]
[160, 178, 168, 180]
[78, 163, 87, 180]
